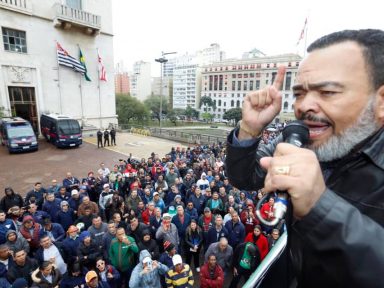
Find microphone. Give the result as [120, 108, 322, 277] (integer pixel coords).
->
[256, 120, 309, 226]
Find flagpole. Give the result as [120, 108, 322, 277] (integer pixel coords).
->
[97, 48, 102, 129]
[55, 41, 63, 114]
[79, 73, 84, 120]
[303, 14, 310, 57]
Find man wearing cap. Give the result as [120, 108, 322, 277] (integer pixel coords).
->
[159, 240, 177, 268]
[152, 192, 165, 212]
[198, 207, 215, 252]
[165, 254, 194, 288]
[156, 214, 179, 252]
[68, 189, 82, 213]
[77, 231, 102, 270]
[85, 270, 107, 288]
[99, 184, 113, 220]
[109, 227, 139, 287]
[56, 200, 76, 232]
[39, 216, 65, 243]
[129, 249, 169, 288]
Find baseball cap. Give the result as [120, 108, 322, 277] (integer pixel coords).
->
[162, 213, 171, 219]
[153, 192, 159, 197]
[103, 183, 110, 189]
[172, 254, 182, 266]
[204, 207, 211, 213]
[71, 189, 79, 196]
[85, 270, 98, 283]
[163, 240, 175, 252]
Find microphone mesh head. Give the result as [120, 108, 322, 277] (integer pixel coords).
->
[282, 120, 309, 145]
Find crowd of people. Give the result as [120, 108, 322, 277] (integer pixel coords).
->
[0, 142, 283, 288]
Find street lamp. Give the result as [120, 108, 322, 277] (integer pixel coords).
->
[155, 51, 176, 128]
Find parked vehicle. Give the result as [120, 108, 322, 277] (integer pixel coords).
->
[40, 114, 82, 148]
[0, 117, 38, 153]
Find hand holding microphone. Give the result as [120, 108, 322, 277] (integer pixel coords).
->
[260, 121, 326, 219]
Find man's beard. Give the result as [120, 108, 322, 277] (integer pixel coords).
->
[305, 97, 380, 162]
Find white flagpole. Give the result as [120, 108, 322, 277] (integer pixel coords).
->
[79, 73, 84, 120]
[303, 13, 310, 57]
[97, 48, 102, 129]
[55, 41, 63, 114]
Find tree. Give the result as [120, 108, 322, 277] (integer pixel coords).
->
[144, 95, 168, 123]
[167, 108, 185, 126]
[223, 108, 242, 124]
[201, 112, 214, 123]
[116, 94, 149, 124]
[199, 96, 216, 112]
[185, 105, 199, 120]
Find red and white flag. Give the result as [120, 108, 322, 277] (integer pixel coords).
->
[296, 18, 307, 45]
[98, 50, 107, 81]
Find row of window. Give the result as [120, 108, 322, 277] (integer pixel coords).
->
[204, 61, 299, 72]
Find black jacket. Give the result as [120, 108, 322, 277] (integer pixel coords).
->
[226, 127, 384, 288]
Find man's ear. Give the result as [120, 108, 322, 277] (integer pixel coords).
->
[376, 85, 384, 125]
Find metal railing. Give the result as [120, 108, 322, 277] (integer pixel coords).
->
[0, 0, 30, 14]
[54, 3, 101, 29]
[117, 124, 227, 145]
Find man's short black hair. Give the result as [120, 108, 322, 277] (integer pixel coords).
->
[308, 29, 384, 90]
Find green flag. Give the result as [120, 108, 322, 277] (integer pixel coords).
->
[79, 48, 91, 81]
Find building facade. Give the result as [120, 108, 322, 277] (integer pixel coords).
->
[201, 53, 302, 121]
[130, 60, 151, 102]
[0, 0, 116, 132]
[115, 72, 130, 94]
[172, 44, 225, 110]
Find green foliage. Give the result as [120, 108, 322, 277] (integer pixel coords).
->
[167, 108, 185, 126]
[116, 94, 149, 124]
[144, 95, 168, 122]
[0, 107, 5, 118]
[223, 107, 242, 124]
[199, 96, 216, 112]
[185, 105, 199, 119]
[201, 112, 214, 122]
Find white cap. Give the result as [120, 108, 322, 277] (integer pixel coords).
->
[71, 189, 79, 196]
[162, 213, 171, 219]
[172, 254, 182, 266]
[153, 192, 159, 197]
[142, 256, 152, 264]
[103, 183, 110, 189]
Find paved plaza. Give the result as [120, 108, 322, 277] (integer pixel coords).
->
[0, 132, 185, 195]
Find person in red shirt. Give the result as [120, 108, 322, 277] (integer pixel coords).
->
[260, 197, 275, 221]
[200, 254, 224, 288]
[141, 201, 156, 225]
[240, 203, 259, 235]
[244, 225, 269, 260]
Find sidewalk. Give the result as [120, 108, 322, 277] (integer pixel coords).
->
[84, 132, 187, 160]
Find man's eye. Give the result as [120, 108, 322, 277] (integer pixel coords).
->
[321, 91, 337, 96]
[293, 92, 303, 98]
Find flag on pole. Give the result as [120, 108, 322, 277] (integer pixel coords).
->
[56, 42, 86, 74]
[296, 18, 308, 45]
[79, 48, 91, 81]
[97, 50, 107, 81]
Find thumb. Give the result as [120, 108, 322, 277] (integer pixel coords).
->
[260, 157, 272, 171]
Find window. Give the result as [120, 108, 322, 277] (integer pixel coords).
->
[209, 76, 213, 90]
[219, 75, 223, 90]
[232, 74, 236, 78]
[236, 100, 240, 107]
[231, 100, 234, 107]
[243, 81, 247, 91]
[285, 72, 292, 90]
[284, 101, 289, 110]
[255, 80, 260, 89]
[271, 72, 277, 84]
[218, 100, 222, 106]
[249, 81, 254, 90]
[224, 102, 226, 107]
[237, 81, 241, 91]
[214, 75, 218, 91]
[232, 81, 236, 91]
[2, 28, 27, 53]
[66, 0, 82, 10]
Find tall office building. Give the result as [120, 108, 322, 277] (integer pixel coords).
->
[130, 60, 151, 102]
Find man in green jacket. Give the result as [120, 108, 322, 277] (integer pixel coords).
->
[109, 227, 139, 287]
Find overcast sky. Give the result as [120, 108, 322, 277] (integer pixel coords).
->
[112, 0, 383, 76]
